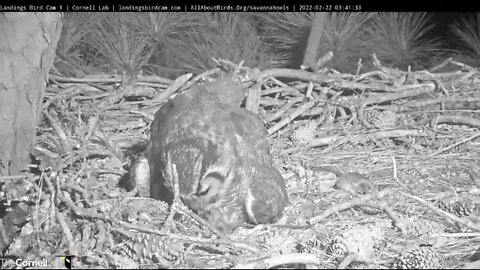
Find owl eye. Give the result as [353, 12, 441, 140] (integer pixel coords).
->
[196, 172, 224, 203]
[196, 183, 211, 196]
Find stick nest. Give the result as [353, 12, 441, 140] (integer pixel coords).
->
[2, 57, 480, 269]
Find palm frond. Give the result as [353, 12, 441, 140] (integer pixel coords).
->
[87, 13, 156, 73]
[55, 12, 103, 75]
[172, 13, 285, 74]
[449, 13, 480, 60]
[318, 12, 374, 73]
[362, 12, 444, 70]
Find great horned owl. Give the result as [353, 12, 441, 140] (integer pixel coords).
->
[134, 75, 288, 233]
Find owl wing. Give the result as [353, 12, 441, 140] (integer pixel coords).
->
[224, 108, 289, 224]
[227, 109, 273, 164]
[148, 83, 243, 210]
[243, 161, 289, 224]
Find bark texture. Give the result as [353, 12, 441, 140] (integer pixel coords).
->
[0, 13, 62, 175]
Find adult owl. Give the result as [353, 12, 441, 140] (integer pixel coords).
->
[135, 75, 288, 233]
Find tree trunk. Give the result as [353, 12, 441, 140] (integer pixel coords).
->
[303, 12, 327, 72]
[0, 13, 62, 176]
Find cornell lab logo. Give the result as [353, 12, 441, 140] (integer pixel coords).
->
[0, 258, 48, 268]
[60, 255, 75, 269]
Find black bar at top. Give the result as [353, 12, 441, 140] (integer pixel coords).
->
[0, 2, 476, 12]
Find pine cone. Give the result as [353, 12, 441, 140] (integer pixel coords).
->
[392, 245, 440, 269]
[436, 197, 476, 217]
[402, 216, 444, 239]
[328, 226, 383, 263]
[117, 231, 183, 266]
[364, 109, 397, 129]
